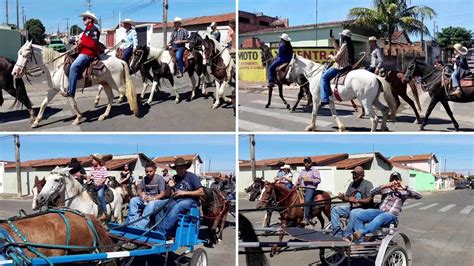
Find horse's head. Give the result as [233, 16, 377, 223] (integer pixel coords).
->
[286, 54, 299, 81]
[31, 176, 46, 210]
[256, 182, 276, 209]
[12, 40, 34, 78]
[260, 45, 273, 68]
[37, 166, 69, 208]
[189, 32, 203, 51]
[404, 59, 428, 83]
[107, 176, 119, 188]
[202, 35, 216, 64]
[247, 178, 264, 201]
[129, 45, 150, 74]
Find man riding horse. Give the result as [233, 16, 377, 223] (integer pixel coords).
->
[267, 33, 293, 89]
[367, 36, 384, 75]
[169, 17, 189, 78]
[450, 43, 471, 97]
[119, 18, 138, 64]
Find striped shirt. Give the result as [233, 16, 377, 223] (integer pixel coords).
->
[170, 27, 189, 48]
[370, 186, 422, 216]
[91, 166, 108, 186]
[298, 167, 321, 189]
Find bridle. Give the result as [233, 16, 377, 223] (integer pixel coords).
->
[14, 46, 38, 75]
[40, 171, 66, 207]
[407, 62, 442, 92]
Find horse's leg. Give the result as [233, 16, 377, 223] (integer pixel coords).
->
[67, 97, 83, 125]
[399, 91, 422, 124]
[440, 99, 460, 131]
[139, 78, 150, 101]
[420, 96, 439, 131]
[212, 80, 222, 109]
[328, 99, 346, 132]
[173, 79, 180, 104]
[265, 85, 273, 108]
[278, 84, 291, 110]
[32, 89, 58, 128]
[291, 87, 305, 111]
[145, 80, 159, 106]
[363, 100, 378, 132]
[98, 85, 114, 121]
[409, 80, 423, 112]
[94, 85, 103, 108]
[189, 73, 197, 100]
[306, 93, 321, 131]
[350, 99, 358, 112]
[373, 97, 389, 131]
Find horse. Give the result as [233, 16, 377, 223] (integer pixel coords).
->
[31, 176, 46, 211]
[106, 176, 131, 204]
[287, 55, 398, 131]
[11, 40, 139, 128]
[200, 187, 230, 247]
[404, 59, 474, 131]
[202, 35, 234, 109]
[244, 178, 265, 201]
[260, 45, 311, 111]
[36, 167, 124, 224]
[0, 209, 115, 261]
[0, 56, 36, 122]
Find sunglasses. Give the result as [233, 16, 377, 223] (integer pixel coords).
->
[83, 17, 89, 21]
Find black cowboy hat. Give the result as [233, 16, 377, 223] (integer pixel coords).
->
[170, 157, 192, 169]
[68, 158, 83, 175]
[390, 172, 402, 182]
[303, 156, 312, 163]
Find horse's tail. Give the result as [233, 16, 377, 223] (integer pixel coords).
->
[121, 60, 139, 117]
[239, 213, 269, 266]
[377, 76, 397, 121]
[409, 80, 422, 112]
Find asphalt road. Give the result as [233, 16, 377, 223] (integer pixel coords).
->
[238, 86, 474, 132]
[0, 74, 235, 132]
[238, 189, 474, 266]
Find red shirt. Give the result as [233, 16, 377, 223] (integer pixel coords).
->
[79, 23, 100, 58]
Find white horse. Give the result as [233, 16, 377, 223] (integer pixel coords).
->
[37, 167, 124, 224]
[286, 55, 397, 131]
[11, 40, 139, 128]
[202, 35, 234, 109]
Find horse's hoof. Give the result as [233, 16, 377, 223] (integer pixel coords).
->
[72, 119, 81, 125]
[118, 97, 126, 103]
[212, 104, 218, 109]
[286, 104, 291, 110]
[291, 107, 296, 112]
[454, 127, 460, 132]
[144, 102, 151, 109]
[305, 126, 314, 131]
[31, 122, 39, 128]
[98, 115, 106, 121]
[265, 104, 270, 108]
[175, 98, 180, 104]
[358, 113, 364, 119]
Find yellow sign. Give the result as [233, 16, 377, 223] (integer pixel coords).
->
[238, 48, 336, 82]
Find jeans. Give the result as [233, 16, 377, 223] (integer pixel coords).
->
[96, 185, 107, 214]
[175, 47, 185, 73]
[330, 204, 351, 237]
[286, 183, 293, 190]
[353, 209, 398, 236]
[320, 66, 339, 102]
[156, 198, 198, 236]
[451, 68, 461, 88]
[304, 187, 316, 221]
[126, 197, 169, 229]
[122, 46, 133, 63]
[67, 54, 92, 96]
[342, 208, 365, 238]
[268, 57, 284, 84]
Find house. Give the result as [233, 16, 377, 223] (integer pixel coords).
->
[390, 153, 439, 174]
[440, 172, 465, 188]
[238, 11, 285, 34]
[0, 160, 14, 194]
[153, 153, 203, 176]
[392, 163, 436, 191]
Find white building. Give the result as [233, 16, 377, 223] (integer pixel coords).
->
[390, 153, 439, 174]
[153, 153, 203, 176]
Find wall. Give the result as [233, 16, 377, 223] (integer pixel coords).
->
[151, 26, 229, 48]
[0, 28, 22, 60]
[411, 170, 436, 191]
[0, 162, 5, 193]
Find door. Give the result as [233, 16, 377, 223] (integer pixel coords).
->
[136, 27, 147, 47]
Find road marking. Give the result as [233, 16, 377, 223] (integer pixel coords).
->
[403, 203, 424, 209]
[437, 204, 456, 213]
[240, 105, 332, 127]
[460, 205, 474, 215]
[239, 120, 286, 132]
[419, 203, 439, 210]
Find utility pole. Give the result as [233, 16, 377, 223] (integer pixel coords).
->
[163, 0, 168, 47]
[444, 158, 447, 173]
[57, 23, 59, 35]
[5, 0, 9, 24]
[208, 159, 211, 173]
[250, 134, 256, 181]
[85, 0, 91, 11]
[64, 18, 69, 39]
[14, 135, 21, 197]
[21, 5, 24, 28]
[16, 0, 19, 29]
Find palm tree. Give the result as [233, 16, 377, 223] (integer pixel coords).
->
[348, 0, 436, 55]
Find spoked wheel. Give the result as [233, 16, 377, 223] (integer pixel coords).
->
[190, 248, 208, 266]
[319, 247, 347, 266]
[382, 246, 408, 266]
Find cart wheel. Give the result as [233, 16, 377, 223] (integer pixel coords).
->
[319, 248, 347, 266]
[190, 248, 208, 266]
[382, 245, 408, 266]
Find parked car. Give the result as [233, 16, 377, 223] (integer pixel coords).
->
[455, 182, 466, 190]
[48, 39, 67, 52]
[68, 36, 78, 45]
[470, 179, 474, 189]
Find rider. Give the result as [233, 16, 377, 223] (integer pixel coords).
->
[127, 161, 168, 229]
[350, 172, 422, 242]
[267, 33, 293, 88]
[156, 157, 205, 237]
[61, 11, 100, 98]
[297, 157, 321, 225]
[88, 154, 109, 221]
[169, 17, 189, 78]
[277, 164, 294, 189]
[161, 168, 172, 183]
[366, 36, 384, 75]
[120, 18, 138, 63]
[450, 43, 471, 97]
[68, 158, 86, 184]
[225, 20, 235, 54]
[119, 164, 133, 200]
[330, 166, 374, 238]
[209, 22, 221, 42]
[320, 29, 355, 105]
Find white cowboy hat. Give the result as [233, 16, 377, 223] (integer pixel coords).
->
[453, 43, 468, 55]
[280, 164, 291, 170]
[121, 18, 135, 25]
[210, 22, 217, 27]
[279, 33, 291, 41]
[173, 17, 183, 23]
[339, 29, 352, 37]
[368, 36, 377, 41]
[79, 11, 98, 24]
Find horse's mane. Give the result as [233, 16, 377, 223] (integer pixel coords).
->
[148, 46, 164, 60]
[36, 45, 66, 70]
[50, 166, 82, 195]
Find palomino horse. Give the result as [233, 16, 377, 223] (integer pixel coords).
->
[0, 209, 114, 260]
[11, 40, 139, 128]
[404, 59, 474, 131]
[0, 56, 36, 122]
[37, 167, 124, 224]
[202, 35, 234, 109]
[287, 55, 398, 131]
[201, 187, 230, 247]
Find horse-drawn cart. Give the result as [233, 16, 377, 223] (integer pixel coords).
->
[0, 208, 208, 266]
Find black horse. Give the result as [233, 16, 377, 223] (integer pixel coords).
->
[404, 59, 473, 131]
[244, 178, 274, 228]
[0, 56, 35, 122]
[260, 45, 311, 111]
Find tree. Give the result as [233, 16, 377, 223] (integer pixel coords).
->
[436, 27, 473, 48]
[25, 19, 46, 44]
[348, 0, 436, 55]
[69, 25, 83, 36]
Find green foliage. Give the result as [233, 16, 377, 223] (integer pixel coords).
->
[69, 25, 83, 36]
[436, 27, 473, 48]
[25, 19, 46, 45]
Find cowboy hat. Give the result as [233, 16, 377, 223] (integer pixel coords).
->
[368, 36, 377, 42]
[79, 11, 98, 24]
[90, 153, 107, 164]
[280, 164, 291, 170]
[303, 156, 312, 163]
[121, 18, 135, 25]
[170, 157, 192, 169]
[210, 22, 217, 27]
[173, 17, 183, 23]
[390, 172, 402, 182]
[339, 29, 352, 37]
[68, 158, 83, 175]
[453, 43, 468, 55]
[279, 33, 291, 41]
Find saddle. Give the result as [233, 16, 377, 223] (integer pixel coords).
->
[115, 47, 125, 61]
[330, 66, 353, 102]
[168, 47, 193, 73]
[84, 182, 114, 208]
[275, 63, 291, 85]
[64, 49, 107, 88]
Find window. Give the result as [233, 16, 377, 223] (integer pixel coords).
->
[259, 21, 270, 27]
[239, 17, 250, 24]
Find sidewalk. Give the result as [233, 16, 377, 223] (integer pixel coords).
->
[238, 80, 300, 93]
[0, 193, 33, 200]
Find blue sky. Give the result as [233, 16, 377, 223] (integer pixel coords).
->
[239, 0, 474, 39]
[1, 0, 235, 33]
[0, 134, 236, 172]
[238, 134, 474, 174]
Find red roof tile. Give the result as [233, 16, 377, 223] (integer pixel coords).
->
[390, 154, 436, 162]
[239, 154, 348, 168]
[153, 154, 201, 164]
[154, 13, 235, 29]
[329, 157, 373, 169]
[240, 20, 354, 35]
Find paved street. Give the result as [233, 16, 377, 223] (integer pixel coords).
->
[238, 189, 474, 266]
[238, 84, 474, 132]
[0, 74, 235, 132]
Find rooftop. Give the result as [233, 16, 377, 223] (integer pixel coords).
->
[239, 19, 354, 36]
[390, 153, 437, 163]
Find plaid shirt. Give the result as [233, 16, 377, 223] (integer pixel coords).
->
[91, 166, 108, 187]
[370, 186, 422, 216]
[298, 167, 321, 189]
[170, 27, 189, 47]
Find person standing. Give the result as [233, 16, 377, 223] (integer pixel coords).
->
[88, 154, 109, 221]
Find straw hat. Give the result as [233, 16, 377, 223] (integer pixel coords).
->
[90, 153, 106, 164]
[453, 43, 468, 55]
[339, 29, 352, 37]
[279, 33, 291, 41]
[368, 36, 377, 42]
[280, 164, 291, 170]
[121, 18, 135, 25]
[79, 11, 98, 24]
[173, 17, 183, 23]
[170, 157, 192, 169]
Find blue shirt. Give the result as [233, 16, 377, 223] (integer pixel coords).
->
[121, 28, 138, 49]
[278, 42, 293, 63]
[173, 172, 203, 202]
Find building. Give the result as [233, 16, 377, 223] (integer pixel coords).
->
[390, 153, 439, 174]
[440, 172, 465, 188]
[238, 11, 285, 34]
[392, 163, 436, 191]
[153, 153, 203, 176]
[0, 26, 22, 60]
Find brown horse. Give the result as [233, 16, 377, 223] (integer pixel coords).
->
[200, 187, 230, 248]
[0, 209, 115, 262]
[31, 176, 47, 210]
